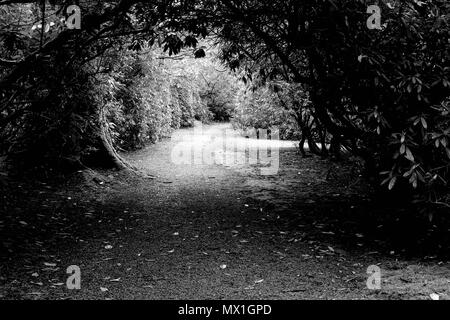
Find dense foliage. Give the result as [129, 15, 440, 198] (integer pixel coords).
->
[198, 59, 240, 121]
[103, 49, 213, 151]
[214, 0, 450, 207]
[0, 1, 230, 167]
[232, 84, 301, 141]
[0, 0, 448, 208]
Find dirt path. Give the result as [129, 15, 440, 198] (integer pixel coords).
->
[1, 123, 450, 300]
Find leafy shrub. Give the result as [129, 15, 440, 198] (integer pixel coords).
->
[104, 49, 213, 151]
[200, 73, 239, 121]
[232, 85, 300, 140]
[215, 0, 450, 207]
[191, 51, 240, 122]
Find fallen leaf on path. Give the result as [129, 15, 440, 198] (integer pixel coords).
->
[430, 293, 440, 300]
[44, 262, 57, 267]
[283, 288, 307, 293]
[42, 267, 59, 272]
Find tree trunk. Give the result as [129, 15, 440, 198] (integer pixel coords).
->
[330, 135, 342, 160]
[95, 108, 131, 171]
[319, 128, 329, 157]
[98, 126, 129, 170]
[304, 127, 322, 156]
[299, 134, 307, 157]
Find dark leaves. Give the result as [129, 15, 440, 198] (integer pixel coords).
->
[194, 48, 205, 59]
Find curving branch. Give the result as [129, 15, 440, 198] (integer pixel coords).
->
[0, 0, 139, 90]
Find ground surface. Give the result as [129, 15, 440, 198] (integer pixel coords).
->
[1, 123, 450, 300]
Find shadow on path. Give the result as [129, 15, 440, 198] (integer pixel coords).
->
[1, 123, 449, 300]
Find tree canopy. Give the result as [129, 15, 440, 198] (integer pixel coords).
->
[0, 0, 449, 207]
